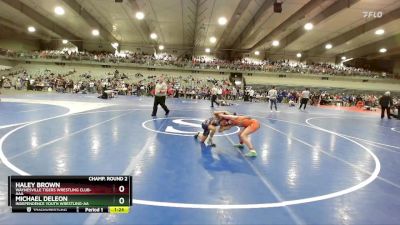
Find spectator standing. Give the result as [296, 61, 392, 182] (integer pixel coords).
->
[299, 88, 310, 110]
[379, 91, 393, 119]
[396, 100, 400, 120]
[217, 85, 223, 100]
[89, 80, 95, 93]
[268, 86, 278, 112]
[249, 89, 255, 102]
[0, 76, 4, 88]
[151, 77, 170, 117]
[231, 88, 237, 100]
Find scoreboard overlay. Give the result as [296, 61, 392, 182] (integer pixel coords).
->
[8, 176, 132, 213]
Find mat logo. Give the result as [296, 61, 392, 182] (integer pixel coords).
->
[165, 119, 202, 134]
[142, 117, 239, 137]
[181, 101, 198, 104]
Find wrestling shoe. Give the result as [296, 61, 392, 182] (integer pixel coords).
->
[206, 139, 216, 147]
[245, 150, 257, 157]
[233, 144, 244, 148]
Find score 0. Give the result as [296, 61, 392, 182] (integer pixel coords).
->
[115, 184, 129, 206]
[118, 185, 125, 193]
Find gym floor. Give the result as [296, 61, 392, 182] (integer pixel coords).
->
[0, 93, 399, 225]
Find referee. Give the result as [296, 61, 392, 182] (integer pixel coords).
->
[210, 85, 219, 107]
[151, 77, 170, 117]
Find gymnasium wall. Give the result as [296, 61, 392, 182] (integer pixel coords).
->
[0, 38, 40, 52]
[245, 74, 400, 92]
[0, 24, 41, 51]
[393, 60, 400, 75]
[0, 58, 18, 68]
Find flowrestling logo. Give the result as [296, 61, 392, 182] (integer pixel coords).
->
[142, 117, 240, 136]
[362, 11, 383, 18]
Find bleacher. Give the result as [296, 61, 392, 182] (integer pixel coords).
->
[3, 61, 396, 93]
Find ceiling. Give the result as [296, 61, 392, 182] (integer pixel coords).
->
[0, 0, 399, 60]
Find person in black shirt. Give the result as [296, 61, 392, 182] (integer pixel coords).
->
[379, 91, 393, 119]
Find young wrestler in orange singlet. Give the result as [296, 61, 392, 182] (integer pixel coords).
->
[217, 113, 260, 157]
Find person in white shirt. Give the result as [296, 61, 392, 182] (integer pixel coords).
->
[249, 89, 255, 102]
[268, 86, 278, 111]
[231, 88, 237, 100]
[299, 88, 310, 110]
[89, 81, 95, 93]
[217, 86, 223, 97]
[151, 77, 170, 116]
